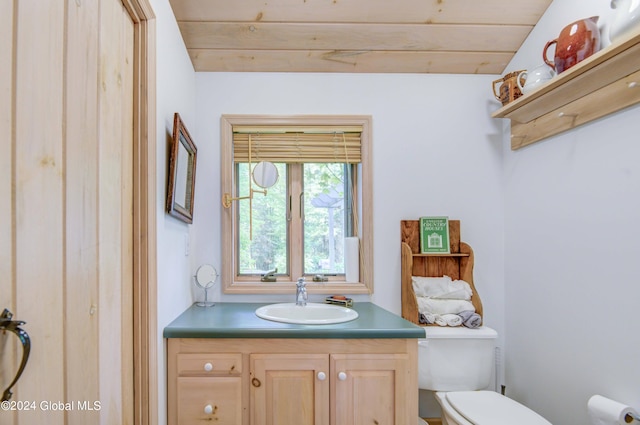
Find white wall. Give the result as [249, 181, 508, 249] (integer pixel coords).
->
[151, 0, 196, 424]
[192, 72, 504, 320]
[502, 1, 640, 424]
[192, 72, 506, 416]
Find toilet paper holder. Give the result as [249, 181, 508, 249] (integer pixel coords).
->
[589, 395, 640, 425]
[626, 412, 640, 423]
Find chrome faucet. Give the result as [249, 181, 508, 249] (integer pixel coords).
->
[295, 277, 308, 306]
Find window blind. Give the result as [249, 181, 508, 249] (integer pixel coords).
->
[232, 125, 362, 163]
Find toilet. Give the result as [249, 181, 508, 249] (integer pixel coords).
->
[418, 326, 552, 425]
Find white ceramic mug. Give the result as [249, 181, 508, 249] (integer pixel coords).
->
[517, 64, 556, 94]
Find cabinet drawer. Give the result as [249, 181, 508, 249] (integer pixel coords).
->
[177, 353, 242, 376]
[177, 377, 242, 424]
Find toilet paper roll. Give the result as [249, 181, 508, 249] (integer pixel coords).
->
[344, 237, 360, 282]
[588, 395, 639, 425]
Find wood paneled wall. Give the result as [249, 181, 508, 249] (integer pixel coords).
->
[0, 0, 143, 423]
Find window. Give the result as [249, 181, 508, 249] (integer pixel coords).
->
[221, 115, 373, 295]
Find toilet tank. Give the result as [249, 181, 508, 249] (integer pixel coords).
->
[418, 326, 497, 391]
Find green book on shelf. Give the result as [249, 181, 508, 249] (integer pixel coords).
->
[420, 216, 450, 254]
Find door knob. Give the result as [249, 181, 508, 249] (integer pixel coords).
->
[338, 372, 347, 381]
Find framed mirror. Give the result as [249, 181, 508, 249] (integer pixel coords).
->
[166, 113, 197, 224]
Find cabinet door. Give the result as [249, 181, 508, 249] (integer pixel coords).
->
[331, 354, 409, 425]
[177, 376, 243, 424]
[251, 354, 330, 425]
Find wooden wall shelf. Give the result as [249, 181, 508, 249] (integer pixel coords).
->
[492, 29, 640, 150]
[400, 220, 483, 325]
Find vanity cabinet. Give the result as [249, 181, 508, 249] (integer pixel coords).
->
[167, 338, 417, 425]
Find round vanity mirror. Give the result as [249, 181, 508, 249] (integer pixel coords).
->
[194, 264, 218, 307]
[252, 161, 279, 189]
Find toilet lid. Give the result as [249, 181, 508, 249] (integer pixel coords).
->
[446, 391, 552, 425]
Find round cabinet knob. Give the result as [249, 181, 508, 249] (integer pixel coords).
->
[317, 372, 326, 381]
[338, 372, 347, 381]
[204, 404, 213, 414]
[203, 362, 213, 372]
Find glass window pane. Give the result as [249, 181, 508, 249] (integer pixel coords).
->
[303, 163, 351, 275]
[237, 163, 287, 276]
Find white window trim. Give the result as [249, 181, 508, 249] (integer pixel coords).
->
[221, 115, 373, 295]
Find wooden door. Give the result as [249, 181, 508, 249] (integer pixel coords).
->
[0, 0, 140, 423]
[331, 354, 410, 425]
[251, 354, 330, 425]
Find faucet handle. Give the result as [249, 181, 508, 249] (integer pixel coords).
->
[296, 277, 306, 287]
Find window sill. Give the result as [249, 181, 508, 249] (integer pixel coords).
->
[223, 280, 372, 295]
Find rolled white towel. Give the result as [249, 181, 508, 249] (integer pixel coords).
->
[412, 276, 473, 300]
[434, 315, 448, 327]
[416, 297, 475, 315]
[431, 313, 463, 327]
[442, 313, 463, 327]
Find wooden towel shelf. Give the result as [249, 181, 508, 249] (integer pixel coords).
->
[400, 219, 483, 325]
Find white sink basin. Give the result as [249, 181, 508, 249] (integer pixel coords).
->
[255, 303, 359, 325]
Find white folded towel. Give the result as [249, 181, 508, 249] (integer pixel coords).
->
[416, 297, 475, 316]
[412, 276, 473, 300]
[412, 275, 452, 297]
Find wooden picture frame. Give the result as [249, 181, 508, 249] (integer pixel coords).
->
[166, 113, 197, 224]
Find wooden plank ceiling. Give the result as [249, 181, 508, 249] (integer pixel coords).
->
[168, 0, 553, 74]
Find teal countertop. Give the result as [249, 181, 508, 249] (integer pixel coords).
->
[163, 302, 424, 339]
